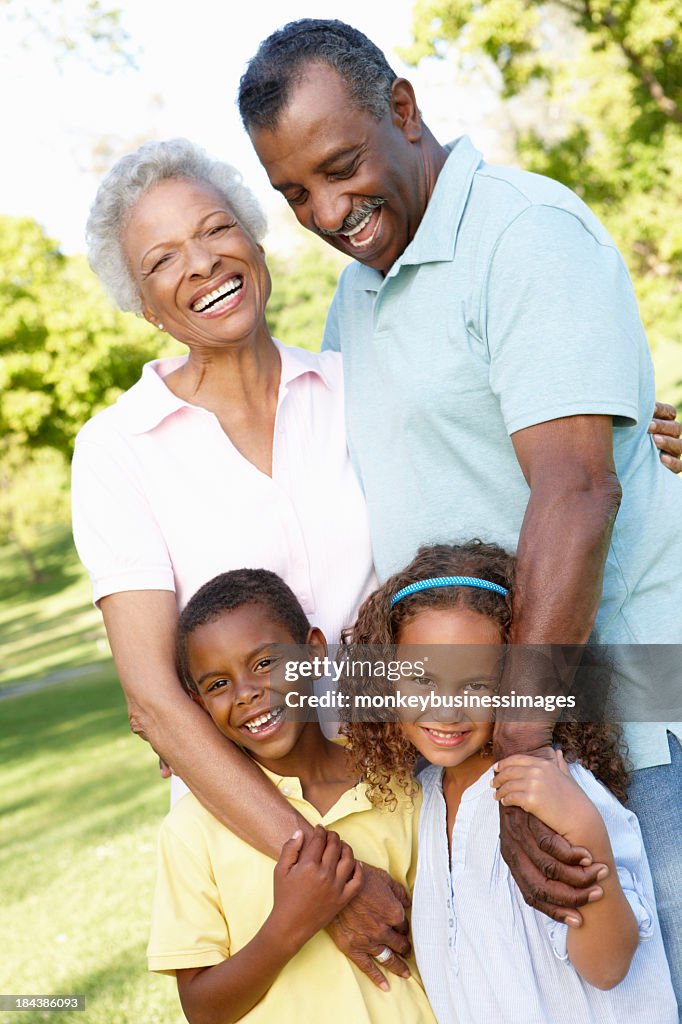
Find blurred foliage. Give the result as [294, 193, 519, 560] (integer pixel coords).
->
[0, 216, 159, 457]
[266, 240, 346, 351]
[403, 0, 682, 400]
[0, 215, 159, 574]
[1, 0, 136, 70]
[0, 445, 70, 583]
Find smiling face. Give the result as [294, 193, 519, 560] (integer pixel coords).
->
[121, 177, 271, 348]
[397, 607, 503, 769]
[249, 63, 429, 275]
[186, 603, 322, 767]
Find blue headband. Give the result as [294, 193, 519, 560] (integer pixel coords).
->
[390, 575, 509, 606]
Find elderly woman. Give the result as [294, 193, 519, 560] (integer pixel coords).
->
[71, 138, 408, 984]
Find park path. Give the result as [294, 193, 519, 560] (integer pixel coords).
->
[0, 664, 102, 700]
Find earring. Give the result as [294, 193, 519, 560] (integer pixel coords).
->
[157, 322, 164, 331]
[479, 738, 494, 758]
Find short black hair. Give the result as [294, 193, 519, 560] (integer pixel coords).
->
[177, 569, 311, 695]
[238, 19, 397, 132]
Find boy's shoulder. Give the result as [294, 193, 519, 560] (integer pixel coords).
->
[160, 791, 224, 848]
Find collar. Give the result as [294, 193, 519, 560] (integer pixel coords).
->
[117, 337, 332, 436]
[350, 135, 483, 291]
[437, 763, 494, 803]
[257, 760, 374, 825]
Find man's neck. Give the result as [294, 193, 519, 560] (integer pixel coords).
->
[420, 127, 450, 207]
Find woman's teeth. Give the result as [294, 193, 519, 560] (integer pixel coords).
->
[192, 277, 242, 312]
[243, 706, 284, 733]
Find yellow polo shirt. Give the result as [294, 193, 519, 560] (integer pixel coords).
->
[147, 765, 435, 1024]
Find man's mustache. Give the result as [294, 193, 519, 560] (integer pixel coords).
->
[317, 197, 386, 237]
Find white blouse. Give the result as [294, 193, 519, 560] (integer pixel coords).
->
[72, 339, 376, 645]
[413, 762, 677, 1024]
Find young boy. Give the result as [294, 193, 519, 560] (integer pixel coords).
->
[146, 568, 435, 1024]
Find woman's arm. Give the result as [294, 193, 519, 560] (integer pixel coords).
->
[177, 828, 362, 1024]
[492, 751, 638, 989]
[101, 589, 311, 853]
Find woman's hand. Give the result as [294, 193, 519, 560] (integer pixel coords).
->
[650, 401, 681, 472]
[268, 827, 362, 956]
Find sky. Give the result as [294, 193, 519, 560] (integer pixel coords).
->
[1, 0, 504, 254]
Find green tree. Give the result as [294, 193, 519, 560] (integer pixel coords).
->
[0, 215, 159, 577]
[403, 0, 682, 401]
[0, 445, 70, 582]
[266, 239, 346, 351]
[0, 216, 159, 458]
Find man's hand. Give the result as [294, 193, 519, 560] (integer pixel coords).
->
[495, 745, 608, 926]
[326, 862, 412, 991]
[650, 401, 681, 473]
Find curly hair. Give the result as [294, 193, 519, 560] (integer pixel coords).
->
[341, 541, 629, 807]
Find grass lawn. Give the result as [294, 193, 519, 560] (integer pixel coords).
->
[0, 531, 185, 1024]
[0, 528, 110, 691]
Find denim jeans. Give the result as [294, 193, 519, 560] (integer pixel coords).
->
[627, 732, 682, 1019]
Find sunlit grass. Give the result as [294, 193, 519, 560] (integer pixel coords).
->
[0, 528, 109, 690]
[0, 532, 184, 1023]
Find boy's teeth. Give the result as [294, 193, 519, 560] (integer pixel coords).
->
[244, 707, 283, 732]
[192, 276, 242, 311]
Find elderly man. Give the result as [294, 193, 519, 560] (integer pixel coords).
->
[239, 17, 682, 1000]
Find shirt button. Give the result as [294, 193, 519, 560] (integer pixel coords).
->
[282, 786, 291, 796]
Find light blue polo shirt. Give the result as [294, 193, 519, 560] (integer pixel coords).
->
[323, 136, 682, 768]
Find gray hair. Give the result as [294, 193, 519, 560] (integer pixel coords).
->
[86, 138, 267, 312]
[238, 19, 397, 133]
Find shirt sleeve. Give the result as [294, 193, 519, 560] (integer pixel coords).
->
[147, 813, 231, 975]
[544, 763, 655, 961]
[484, 205, 643, 436]
[71, 437, 175, 604]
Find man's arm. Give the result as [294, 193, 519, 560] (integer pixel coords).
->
[494, 414, 621, 923]
[508, 413, 620, 647]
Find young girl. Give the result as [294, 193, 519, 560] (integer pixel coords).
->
[342, 541, 677, 1024]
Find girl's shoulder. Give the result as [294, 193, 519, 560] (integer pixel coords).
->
[565, 759, 642, 839]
